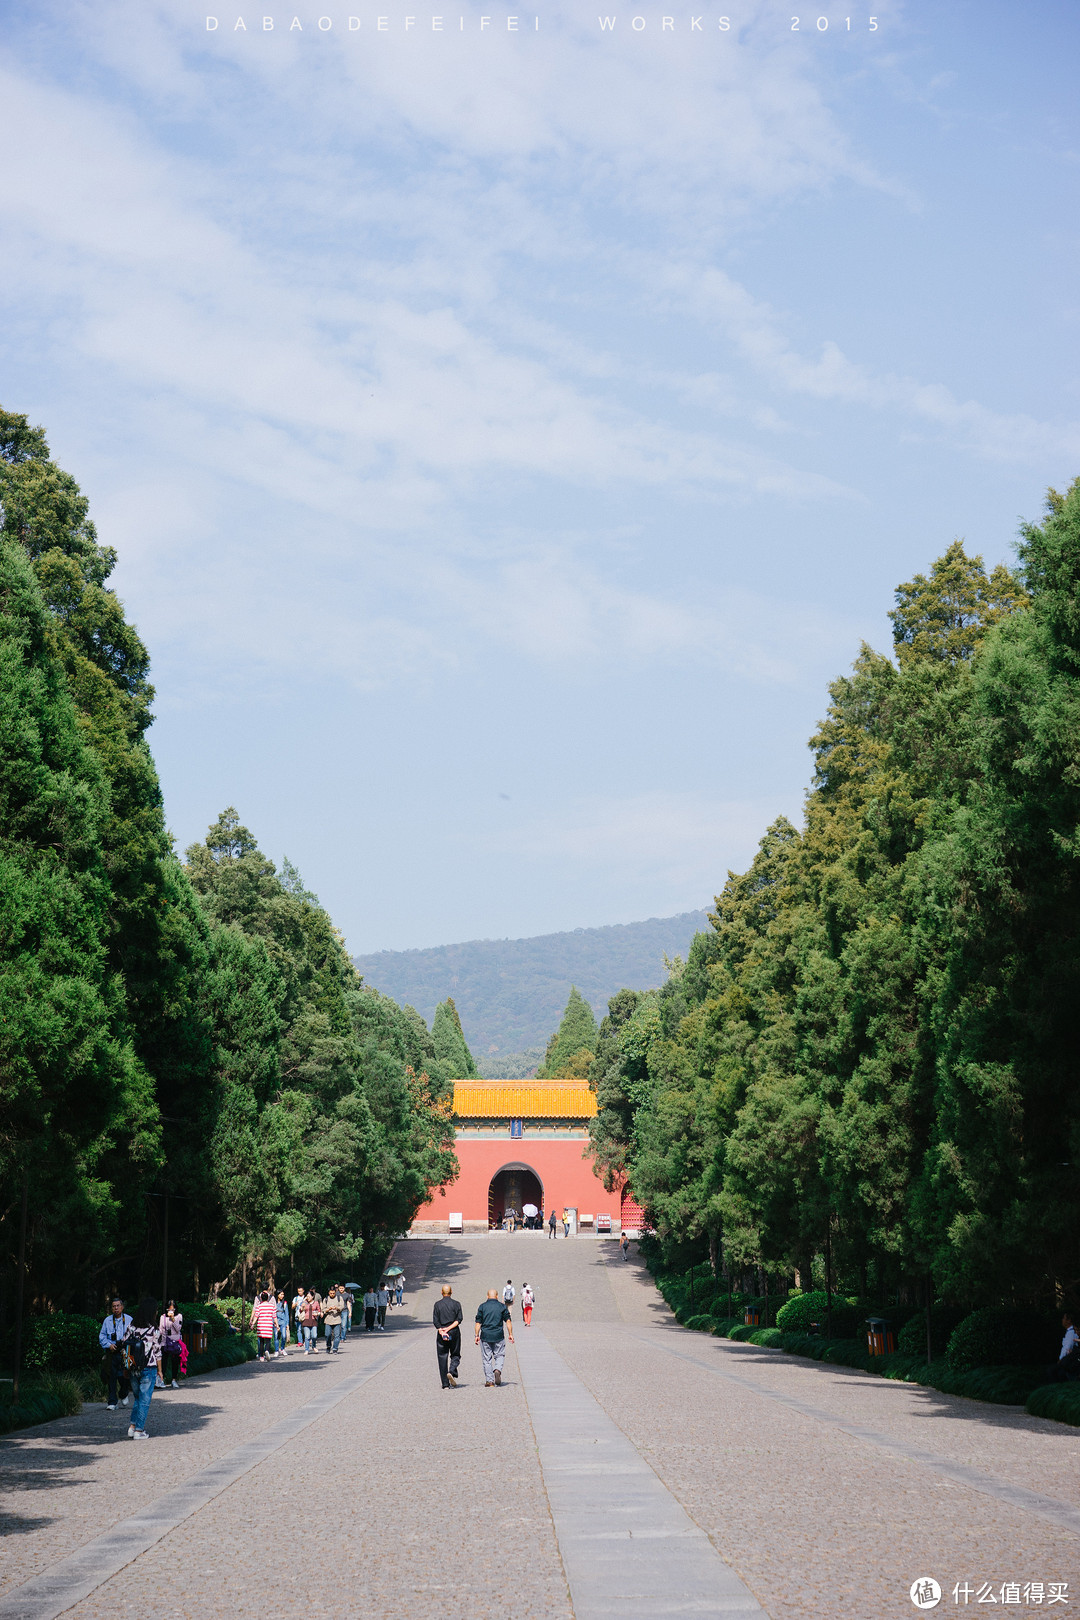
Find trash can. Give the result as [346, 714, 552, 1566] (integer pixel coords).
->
[866, 1317, 896, 1356]
[744, 1308, 760, 1327]
[189, 1319, 209, 1355]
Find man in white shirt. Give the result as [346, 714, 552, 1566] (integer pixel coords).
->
[98, 1298, 133, 1409]
[1057, 1312, 1078, 1381]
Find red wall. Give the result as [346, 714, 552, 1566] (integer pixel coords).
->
[414, 1137, 617, 1226]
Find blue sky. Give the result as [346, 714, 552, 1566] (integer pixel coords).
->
[2, 0, 1078, 951]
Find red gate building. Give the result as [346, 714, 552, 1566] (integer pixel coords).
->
[411, 1079, 629, 1234]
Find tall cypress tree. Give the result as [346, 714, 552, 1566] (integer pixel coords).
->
[537, 986, 600, 1079]
[431, 997, 478, 1080]
[0, 539, 159, 1302]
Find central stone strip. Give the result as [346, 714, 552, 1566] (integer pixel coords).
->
[0, 1334, 418, 1620]
[515, 1327, 764, 1618]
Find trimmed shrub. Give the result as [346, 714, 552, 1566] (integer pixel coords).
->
[1026, 1383, 1080, 1427]
[775, 1292, 859, 1335]
[23, 1313, 101, 1374]
[898, 1307, 970, 1361]
[947, 1306, 1060, 1373]
[186, 1334, 259, 1377]
[175, 1302, 234, 1340]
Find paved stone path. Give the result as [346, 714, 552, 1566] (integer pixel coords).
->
[1, 1237, 1077, 1619]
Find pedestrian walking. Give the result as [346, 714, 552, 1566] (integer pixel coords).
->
[299, 1288, 321, 1352]
[99, 1296, 133, 1409]
[396, 1274, 405, 1306]
[274, 1291, 290, 1354]
[250, 1291, 279, 1360]
[548, 1208, 557, 1239]
[125, 1297, 164, 1439]
[521, 1283, 534, 1327]
[340, 1287, 352, 1337]
[363, 1286, 377, 1331]
[323, 1287, 344, 1353]
[620, 1232, 630, 1260]
[159, 1301, 184, 1387]
[475, 1289, 513, 1385]
[433, 1284, 463, 1388]
[562, 1208, 570, 1238]
[376, 1283, 390, 1330]
[292, 1284, 306, 1342]
[502, 1278, 515, 1308]
[1055, 1312, 1080, 1381]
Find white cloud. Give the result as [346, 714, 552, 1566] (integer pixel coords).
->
[491, 789, 797, 892]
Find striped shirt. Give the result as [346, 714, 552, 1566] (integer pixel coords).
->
[251, 1300, 278, 1338]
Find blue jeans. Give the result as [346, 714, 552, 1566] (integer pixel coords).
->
[131, 1367, 157, 1432]
[301, 1324, 316, 1349]
[325, 1323, 341, 1352]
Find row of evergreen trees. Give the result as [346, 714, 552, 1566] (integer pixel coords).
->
[0, 409, 458, 1319]
[589, 489, 1080, 1309]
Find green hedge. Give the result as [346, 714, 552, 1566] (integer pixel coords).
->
[186, 1333, 259, 1376]
[674, 1311, 1058, 1409]
[1026, 1382, 1080, 1427]
[946, 1306, 1060, 1372]
[898, 1307, 970, 1361]
[22, 1312, 102, 1373]
[0, 1388, 70, 1435]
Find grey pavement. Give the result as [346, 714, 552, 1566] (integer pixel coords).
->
[1, 1234, 1077, 1620]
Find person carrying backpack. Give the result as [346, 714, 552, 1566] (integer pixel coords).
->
[521, 1284, 534, 1327]
[125, 1298, 164, 1439]
[502, 1279, 515, 1309]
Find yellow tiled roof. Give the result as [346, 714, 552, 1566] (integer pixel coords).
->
[452, 1080, 598, 1119]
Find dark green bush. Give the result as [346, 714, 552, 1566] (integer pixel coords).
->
[946, 1306, 1060, 1372]
[1026, 1382, 1080, 1427]
[898, 1307, 970, 1361]
[775, 1292, 859, 1334]
[23, 1313, 101, 1373]
[0, 1389, 69, 1434]
[174, 1302, 233, 1340]
[186, 1333, 258, 1376]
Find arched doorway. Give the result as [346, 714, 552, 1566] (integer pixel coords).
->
[489, 1163, 544, 1228]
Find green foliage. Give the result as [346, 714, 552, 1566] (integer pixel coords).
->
[776, 1292, 852, 1333]
[589, 511, 1080, 1322]
[22, 1313, 101, 1373]
[946, 1307, 1061, 1373]
[1026, 1383, 1080, 1427]
[431, 996, 478, 1080]
[0, 410, 456, 1317]
[537, 985, 600, 1078]
[897, 1307, 970, 1360]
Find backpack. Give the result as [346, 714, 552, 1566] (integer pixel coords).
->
[122, 1331, 150, 1376]
[503, 1285, 514, 1304]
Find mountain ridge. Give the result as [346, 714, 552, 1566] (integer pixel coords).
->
[353, 909, 711, 1074]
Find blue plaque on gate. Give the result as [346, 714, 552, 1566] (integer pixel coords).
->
[510, 1118, 522, 1138]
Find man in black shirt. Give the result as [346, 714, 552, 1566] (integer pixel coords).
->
[475, 1289, 514, 1386]
[433, 1284, 463, 1388]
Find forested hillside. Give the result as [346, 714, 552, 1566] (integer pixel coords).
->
[0, 409, 455, 1321]
[590, 514, 1080, 1313]
[353, 911, 709, 1074]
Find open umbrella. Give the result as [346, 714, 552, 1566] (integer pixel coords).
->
[343, 1283, 362, 1291]
[383, 1264, 404, 1277]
